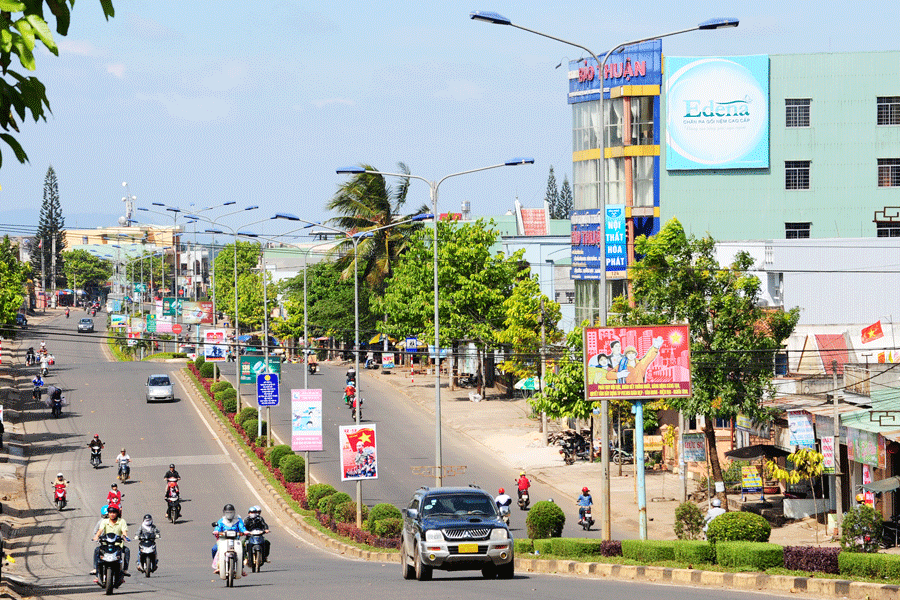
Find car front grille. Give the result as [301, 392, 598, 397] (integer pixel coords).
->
[442, 528, 490, 540]
[447, 544, 489, 555]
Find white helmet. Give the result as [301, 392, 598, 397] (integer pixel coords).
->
[711, 498, 722, 507]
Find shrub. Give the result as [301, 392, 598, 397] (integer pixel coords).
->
[279, 454, 305, 482]
[372, 517, 402, 539]
[335, 500, 369, 524]
[673, 540, 716, 564]
[307, 483, 337, 509]
[223, 397, 237, 414]
[622, 540, 677, 563]
[199, 362, 219, 378]
[547, 538, 607, 558]
[267, 445, 293, 470]
[839, 551, 900, 579]
[194, 355, 206, 369]
[533, 539, 553, 555]
[368, 503, 402, 529]
[525, 500, 566, 539]
[215, 388, 237, 403]
[840, 505, 883, 553]
[243, 419, 267, 443]
[600, 540, 622, 557]
[210, 381, 233, 394]
[674, 501, 706, 540]
[320, 492, 352, 517]
[783, 546, 840, 574]
[172, 352, 188, 358]
[706, 511, 771, 543]
[235, 407, 257, 426]
[716, 541, 783, 570]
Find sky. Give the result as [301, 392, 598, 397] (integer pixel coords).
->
[0, 0, 896, 239]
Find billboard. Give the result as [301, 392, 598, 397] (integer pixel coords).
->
[239, 356, 282, 383]
[110, 314, 127, 328]
[182, 301, 213, 325]
[665, 55, 769, 170]
[339, 424, 378, 481]
[571, 206, 627, 280]
[204, 329, 228, 362]
[291, 388, 322, 452]
[584, 325, 691, 400]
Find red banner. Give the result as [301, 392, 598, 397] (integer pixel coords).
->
[584, 325, 691, 400]
[861, 321, 884, 344]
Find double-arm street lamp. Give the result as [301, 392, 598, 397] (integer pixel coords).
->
[471, 10, 739, 541]
[335, 159, 533, 487]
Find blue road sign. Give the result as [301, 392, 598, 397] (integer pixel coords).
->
[257, 373, 279, 407]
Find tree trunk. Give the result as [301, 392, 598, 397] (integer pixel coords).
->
[703, 419, 728, 509]
[476, 346, 484, 396]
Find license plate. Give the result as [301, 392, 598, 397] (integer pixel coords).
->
[457, 543, 478, 554]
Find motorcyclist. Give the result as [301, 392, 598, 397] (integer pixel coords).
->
[344, 381, 356, 406]
[163, 463, 180, 490]
[48, 385, 63, 416]
[39, 341, 47, 354]
[244, 505, 271, 564]
[704, 498, 726, 533]
[107, 483, 124, 514]
[39, 351, 50, 375]
[211, 504, 247, 575]
[25, 347, 35, 365]
[91, 505, 130, 579]
[88, 434, 105, 463]
[577, 486, 593, 520]
[495, 487, 512, 514]
[516, 471, 531, 501]
[164, 481, 181, 519]
[116, 448, 131, 479]
[51, 473, 68, 502]
[346, 366, 356, 383]
[136, 514, 160, 573]
[65, 307, 70, 318]
[31, 374, 44, 400]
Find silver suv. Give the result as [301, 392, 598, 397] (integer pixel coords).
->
[400, 486, 514, 581]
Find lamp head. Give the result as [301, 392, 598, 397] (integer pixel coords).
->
[410, 213, 435, 222]
[246, 205, 259, 211]
[698, 17, 739, 29]
[223, 201, 236, 206]
[505, 157, 535, 166]
[336, 166, 367, 175]
[274, 213, 300, 222]
[470, 10, 511, 25]
[205, 229, 223, 235]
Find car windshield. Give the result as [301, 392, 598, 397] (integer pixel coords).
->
[80, 319, 91, 324]
[149, 376, 171, 386]
[422, 494, 497, 517]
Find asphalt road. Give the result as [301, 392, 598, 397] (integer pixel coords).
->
[17, 310, 785, 599]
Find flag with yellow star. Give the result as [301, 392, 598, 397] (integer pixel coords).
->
[862, 321, 884, 344]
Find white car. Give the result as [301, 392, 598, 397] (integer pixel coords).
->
[146, 374, 175, 402]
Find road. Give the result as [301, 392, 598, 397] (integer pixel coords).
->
[15, 310, 784, 599]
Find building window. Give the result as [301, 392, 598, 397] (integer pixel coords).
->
[877, 222, 900, 237]
[877, 97, 900, 126]
[785, 99, 810, 127]
[785, 222, 810, 239]
[878, 158, 900, 187]
[82, 236, 88, 244]
[785, 161, 810, 190]
[572, 101, 601, 153]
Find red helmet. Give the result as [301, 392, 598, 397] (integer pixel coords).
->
[94, 434, 99, 439]
[582, 487, 589, 494]
[498, 488, 505, 495]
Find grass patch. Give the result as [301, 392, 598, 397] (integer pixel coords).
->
[106, 336, 133, 362]
[303, 516, 399, 554]
[143, 352, 183, 360]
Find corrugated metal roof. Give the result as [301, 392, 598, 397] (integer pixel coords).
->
[839, 388, 900, 441]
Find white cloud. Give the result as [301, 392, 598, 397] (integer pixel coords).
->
[137, 93, 230, 122]
[106, 63, 125, 78]
[200, 61, 249, 92]
[311, 98, 356, 108]
[434, 79, 483, 102]
[57, 39, 102, 57]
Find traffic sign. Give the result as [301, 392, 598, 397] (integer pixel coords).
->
[172, 323, 183, 334]
[257, 373, 279, 407]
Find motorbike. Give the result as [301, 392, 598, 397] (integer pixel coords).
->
[307, 362, 317, 375]
[117, 463, 130, 482]
[65, 308, 70, 318]
[165, 494, 181, 524]
[91, 308, 97, 317]
[53, 483, 67, 511]
[364, 358, 379, 369]
[612, 446, 634, 465]
[245, 529, 267, 573]
[517, 489, 530, 511]
[95, 532, 126, 595]
[212, 526, 243, 587]
[137, 530, 159, 577]
[579, 506, 595, 531]
[51, 396, 63, 418]
[350, 397, 363, 420]
[497, 503, 511, 526]
[41, 365, 49, 377]
[90, 447, 103, 468]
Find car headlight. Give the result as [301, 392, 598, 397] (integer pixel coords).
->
[490, 528, 509, 540]
[424, 530, 443, 542]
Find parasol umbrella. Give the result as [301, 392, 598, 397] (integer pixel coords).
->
[514, 376, 546, 391]
[724, 444, 791, 460]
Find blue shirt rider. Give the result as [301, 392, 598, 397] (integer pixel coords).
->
[577, 487, 593, 519]
[211, 504, 247, 571]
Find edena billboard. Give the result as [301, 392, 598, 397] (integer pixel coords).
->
[665, 55, 769, 170]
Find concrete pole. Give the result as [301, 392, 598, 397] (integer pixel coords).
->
[832, 360, 843, 531]
[540, 297, 548, 446]
[51, 235, 57, 303]
[679, 410, 687, 502]
[635, 399, 647, 540]
[41, 241, 46, 310]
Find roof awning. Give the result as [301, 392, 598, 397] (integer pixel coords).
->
[862, 476, 900, 493]
[724, 444, 792, 460]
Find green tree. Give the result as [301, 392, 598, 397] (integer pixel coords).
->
[0, 2, 115, 167]
[544, 165, 559, 218]
[212, 241, 274, 333]
[61, 248, 112, 292]
[558, 175, 573, 219]
[0, 235, 28, 325]
[31, 164, 66, 289]
[610, 218, 799, 506]
[124, 250, 168, 291]
[496, 274, 562, 381]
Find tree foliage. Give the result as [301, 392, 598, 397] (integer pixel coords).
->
[610, 218, 799, 504]
[61, 248, 111, 290]
[31, 164, 66, 287]
[0, 235, 27, 325]
[0, 1, 115, 168]
[558, 175, 573, 219]
[123, 249, 169, 290]
[544, 165, 559, 217]
[496, 274, 562, 381]
[212, 241, 274, 333]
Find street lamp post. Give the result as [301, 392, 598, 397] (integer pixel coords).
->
[335, 160, 533, 487]
[471, 10, 739, 541]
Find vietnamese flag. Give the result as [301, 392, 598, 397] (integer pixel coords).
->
[862, 321, 884, 344]
[346, 428, 375, 450]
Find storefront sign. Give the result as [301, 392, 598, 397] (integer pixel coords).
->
[568, 40, 662, 104]
[291, 388, 322, 452]
[665, 55, 770, 170]
[584, 325, 691, 400]
[822, 436, 835, 474]
[847, 427, 881, 468]
[788, 410, 816, 449]
[683, 433, 706, 462]
[741, 465, 763, 494]
[339, 424, 378, 481]
[605, 204, 627, 272]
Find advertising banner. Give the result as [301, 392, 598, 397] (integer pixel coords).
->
[256, 373, 279, 407]
[787, 410, 816, 449]
[584, 325, 691, 400]
[146, 314, 157, 333]
[162, 297, 177, 316]
[110, 314, 127, 328]
[605, 204, 627, 272]
[339, 424, 378, 481]
[155, 299, 163, 317]
[291, 389, 322, 451]
[382, 353, 395, 369]
[665, 55, 770, 170]
[741, 465, 763, 494]
[571, 206, 628, 280]
[847, 427, 879, 467]
[130, 317, 145, 332]
[204, 329, 228, 362]
[239, 356, 282, 383]
[181, 301, 211, 325]
[682, 433, 707, 462]
[735, 413, 771, 439]
[405, 337, 418, 353]
[156, 316, 173, 334]
[822, 436, 835, 474]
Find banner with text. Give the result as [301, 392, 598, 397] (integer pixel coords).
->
[239, 356, 282, 383]
[339, 424, 378, 482]
[204, 329, 228, 362]
[291, 388, 322, 452]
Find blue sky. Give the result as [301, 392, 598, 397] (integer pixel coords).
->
[0, 0, 895, 237]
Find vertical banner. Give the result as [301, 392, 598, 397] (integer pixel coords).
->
[682, 433, 707, 462]
[822, 436, 835, 474]
[584, 325, 691, 400]
[204, 329, 228, 362]
[339, 424, 378, 481]
[605, 204, 627, 272]
[863, 464, 875, 506]
[787, 410, 816, 449]
[155, 299, 163, 317]
[162, 297, 177, 316]
[199, 300, 214, 324]
[291, 389, 322, 451]
[382, 353, 395, 369]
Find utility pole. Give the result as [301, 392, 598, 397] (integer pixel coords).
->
[679, 411, 687, 502]
[832, 360, 843, 533]
[40, 239, 46, 310]
[51, 235, 57, 306]
[540, 297, 547, 446]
